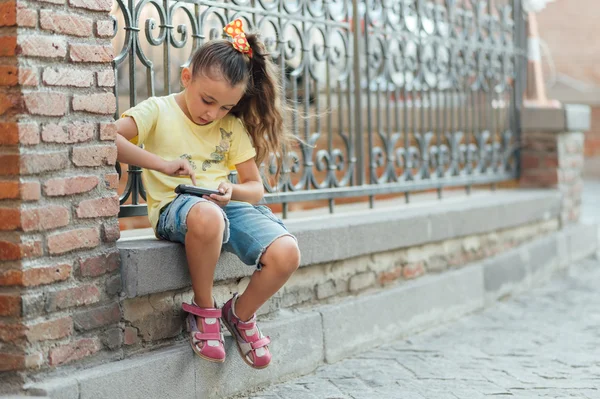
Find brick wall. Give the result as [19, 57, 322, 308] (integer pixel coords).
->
[520, 121, 586, 225]
[0, 0, 119, 393]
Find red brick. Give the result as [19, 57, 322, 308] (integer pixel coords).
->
[520, 169, 559, 187]
[0, 122, 18, 144]
[44, 175, 99, 196]
[402, 262, 425, 279]
[18, 35, 67, 58]
[20, 151, 69, 175]
[47, 227, 99, 255]
[69, 43, 113, 63]
[40, 10, 92, 37]
[0, 92, 23, 115]
[377, 266, 403, 285]
[0, 240, 22, 261]
[99, 122, 117, 141]
[21, 205, 70, 232]
[544, 154, 559, 168]
[46, 284, 100, 312]
[73, 303, 120, 331]
[72, 92, 116, 114]
[0, 122, 38, 146]
[96, 70, 114, 87]
[0, 263, 71, 287]
[48, 338, 100, 366]
[96, 19, 114, 37]
[17, 123, 39, 145]
[72, 144, 116, 166]
[102, 221, 120, 242]
[0, 239, 42, 261]
[69, 0, 111, 11]
[123, 326, 139, 345]
[23, 92, 67, 116]
[0, 207, 20, 230]
[0, 154, 19, 175]
[104, 172, 119, 189]
[0, 1, 16, 26]
[20, 181, 40, 201]
[76, 195, 119, 218]
[41, 123, 94, 143]
[0, 293, 21, 316]
[19, 68, 37, 86]
[520, 152, 540, 169]
[79, 251, 119, 277]
[0, 321, 25, 342]
[0, 180, 19, 199]
[42, 67, 93, 87]
[0, 65, 18, 86]
[16, 4, 36, 28]
[0, 36, 17, 56]
[21, 238, 43, 259]
[26, 316, 73, 342]
[0, 352, 43, 371]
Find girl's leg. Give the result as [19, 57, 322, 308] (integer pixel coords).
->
[184, 202, 225, 308]
[234, 235, 300, 321]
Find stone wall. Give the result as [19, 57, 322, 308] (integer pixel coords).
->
[119, 218, 558, 353]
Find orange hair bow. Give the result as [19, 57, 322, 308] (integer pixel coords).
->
[223, 19, 252, 58]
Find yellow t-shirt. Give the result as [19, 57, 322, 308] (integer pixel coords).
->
[121, 93, 257, 229]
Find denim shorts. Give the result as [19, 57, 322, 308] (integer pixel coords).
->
[156, 194, 294, 269]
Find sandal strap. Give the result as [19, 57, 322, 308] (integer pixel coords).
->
[250, 336, 270, 349]
[235, 317, 257, 330]
[182, 303, 222, 318]
[194, 332, 224, 342]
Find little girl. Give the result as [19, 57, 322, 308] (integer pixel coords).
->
[115, 19, 300, 369]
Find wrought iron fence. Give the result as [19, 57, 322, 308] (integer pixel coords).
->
[112, 0, 526, 218]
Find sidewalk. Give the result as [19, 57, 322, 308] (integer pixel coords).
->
[243, 181, 600, 399]
[245, 257, 600, 399]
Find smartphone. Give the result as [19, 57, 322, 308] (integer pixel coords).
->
[175, 184, 223, 197]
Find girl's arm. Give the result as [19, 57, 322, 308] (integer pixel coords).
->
[206, 158, 263, 206]
[115, 117, 197, 185]
[230, 158, 264, 204]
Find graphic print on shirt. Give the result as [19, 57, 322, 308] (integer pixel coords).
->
[179, 154, 197, 170]
[202, 128, 233, 171]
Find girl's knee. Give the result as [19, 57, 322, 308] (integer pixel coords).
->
[186, 203, 225, 239]
[261, 236, 300, 276]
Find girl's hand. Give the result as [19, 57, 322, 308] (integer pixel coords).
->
[160, 159, 197, 186]
[204, 181, 232, 208]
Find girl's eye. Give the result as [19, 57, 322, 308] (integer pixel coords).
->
[202, 98, 213, 105]
[222, 107, 231, 111]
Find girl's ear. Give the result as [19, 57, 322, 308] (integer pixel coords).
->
[181, 67, 192, 88]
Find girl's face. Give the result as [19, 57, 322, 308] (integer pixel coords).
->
[181, 68, 245, 126]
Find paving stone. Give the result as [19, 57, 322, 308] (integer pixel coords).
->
[251, 258, 600, 399]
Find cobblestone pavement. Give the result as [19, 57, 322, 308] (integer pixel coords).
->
[246, 258, 600, 399]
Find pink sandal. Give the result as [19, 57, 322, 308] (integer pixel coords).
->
[222, 293, 272, 369]
[182, 301, 226, 363]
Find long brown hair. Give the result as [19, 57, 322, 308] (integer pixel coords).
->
[188, 34, 295, 183]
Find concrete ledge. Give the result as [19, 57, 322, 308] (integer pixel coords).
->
[30, 223, 598, 399]
[119, 190, 561, 298]
[321, 264, 484, 363]
[483, 222, 599, 304]
[522, 104, 591, 133]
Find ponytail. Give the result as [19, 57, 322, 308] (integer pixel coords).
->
[230, 34, 295, 185]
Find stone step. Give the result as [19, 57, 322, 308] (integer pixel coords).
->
[28, 222, 599, 399]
